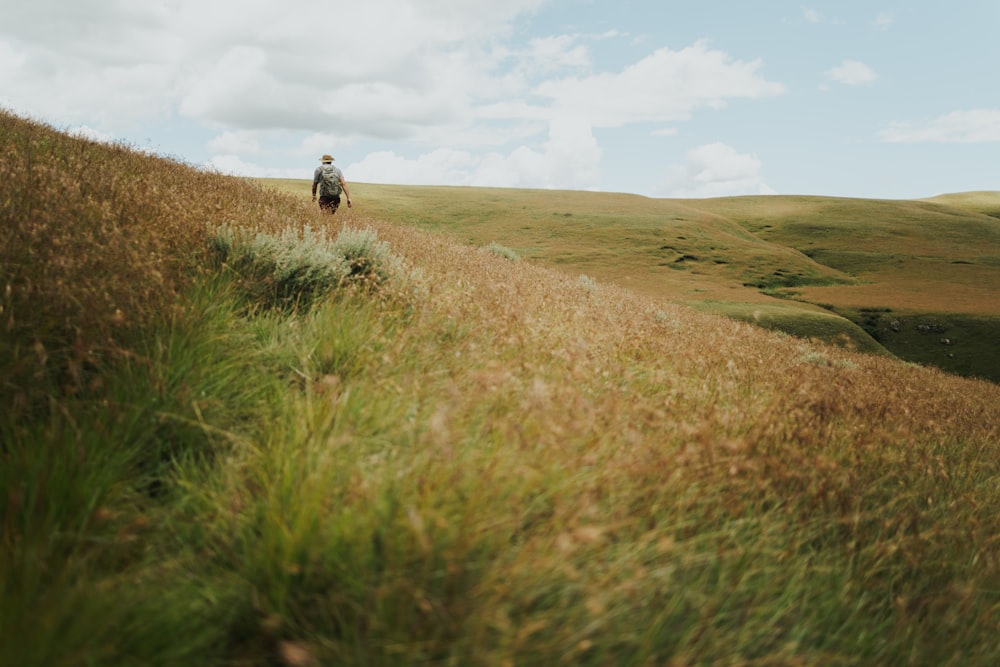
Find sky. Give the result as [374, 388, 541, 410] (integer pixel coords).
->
[2, 0, 998, 200]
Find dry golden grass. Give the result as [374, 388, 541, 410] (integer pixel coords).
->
[5, 111, 1000, 665]
[242, 202, 1000, 663]
[1, 110, 313, 403]
[314, 204, 1000, 519]
[791, 264, 1000, 313]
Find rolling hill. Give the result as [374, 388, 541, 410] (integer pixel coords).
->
[261, 179, 1000, 383]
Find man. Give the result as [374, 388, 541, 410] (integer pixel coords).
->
[312, 154, 352, 213]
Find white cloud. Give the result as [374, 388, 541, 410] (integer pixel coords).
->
[348, 117, 602, 190]
[536, 116, 602, 188]
[208, 130, 261, 155]
[0, 3, 184, 126]
[0, 0, 536, 133]
[180, 47, 273, 121]
[0, 0, 786, 194]
[827, 59, 877, 86]
[803, 9, 824, 24]
[523, 35, 591, 73]
[2, 2, 783, 138]
[315, 80, 470, 138]
[203, 154, 303, 179]
[801, 8, 844, 25]
[534, 41, 786, 127]
[872, 12, 894, 31]
[297, 133, 358, 161]
[879, 109, 1000, 143]
[659, 142, 773, 198]
[348, 148, 478, 186]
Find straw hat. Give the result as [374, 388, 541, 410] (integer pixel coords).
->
[320, 154, 335, 162]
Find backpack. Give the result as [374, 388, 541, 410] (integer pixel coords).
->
[319, 165, 343, 197]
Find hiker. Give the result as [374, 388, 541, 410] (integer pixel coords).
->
[312, 154, 352, 213]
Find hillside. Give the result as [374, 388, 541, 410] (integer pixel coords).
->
[924, 191, 1000, 219]
[4, 110, 1000, 666]
[262, 179, 1000, 383]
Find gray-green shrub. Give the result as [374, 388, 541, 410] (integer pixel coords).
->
[209, 224, 400, 311]
[484, 242, 521, 261]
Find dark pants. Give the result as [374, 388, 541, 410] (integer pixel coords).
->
[318, 195, 341, 213]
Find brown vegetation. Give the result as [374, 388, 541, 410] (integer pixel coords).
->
[1, 110, 306, 403]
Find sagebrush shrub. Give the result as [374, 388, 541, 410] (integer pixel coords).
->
[208, 224, 400, 311]
[485, 242, 521, 261]
[332, 225, 400, 285]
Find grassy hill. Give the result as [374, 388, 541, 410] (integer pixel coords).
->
[5, 109, 1000, 666]
[924, 190, 1000, 219]
[262, 179, 1000, 383]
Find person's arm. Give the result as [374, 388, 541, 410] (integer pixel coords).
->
[311, 169, 320, 200]
[340, 177, 352, 207]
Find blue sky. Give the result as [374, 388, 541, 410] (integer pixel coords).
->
[2, 1, 998, 199]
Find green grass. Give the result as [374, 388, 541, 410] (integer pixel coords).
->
[924, 190, 1000, 219]
[690, 301, 888, 355]
[837, 308, 1000, 382]
[5, 112, 1000, 665]
[1, 277, 280, 667]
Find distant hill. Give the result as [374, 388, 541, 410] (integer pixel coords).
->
[923, 191, 1000, 219]
[262, 179, 1000, 383]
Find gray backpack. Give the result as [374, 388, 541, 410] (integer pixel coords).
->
[319, 165, 343, 197]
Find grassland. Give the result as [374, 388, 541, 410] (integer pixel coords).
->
[261, 179, 1000, 383]
[5, 110, 1000, 666]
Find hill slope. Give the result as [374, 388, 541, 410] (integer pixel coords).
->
[5, 111, 1000, 665]
[262, 179, 1000, 382]
[924, 190, 1000, 219]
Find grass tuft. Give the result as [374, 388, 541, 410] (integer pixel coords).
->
[208, 222, 412, 314]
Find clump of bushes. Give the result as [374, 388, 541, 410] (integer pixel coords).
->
[209, 224, 403, 311]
